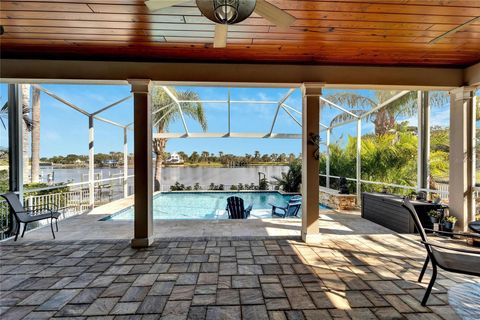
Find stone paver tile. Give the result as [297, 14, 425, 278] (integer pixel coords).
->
[137, 296, 168, 314]
[195, 285, 216, 295]
[187, 306, 206, 320]
[120, 286, 149, 302]
[367, 281, 405, 295]
[259, 275, 279, 283]
[149, 282, 175, 296]
[238, 264, 263, 275]
[37, 289, 81, 311]
[309, 291, 335, 309]
[101, 283, 131, 298]
[363, 290, 391, 307]
[217, 276, 231, 289]
[177, 273, 198, 285]
[110, 302, 141, 315]
[284, 287, 315, 310]
[215, 289, 240, 305]
[372, 307, 404, 320]
[83, 297, 119, 316]
[89, 275, 116, 288]
[170, 285, 195, 300]
[240, 288, 264, 305]
[18, 290, 57, 306]
[219, 262, 237, 275]
[269, 311, 287, 320]
[232, 275, 260, 288]
[261, 283, 286, 298]
[104, 265, 133, 275]
[279, 275, 302, 287]
[23, 311, 56, 319]
[265, 298, 290, 311]
[205, 306, 240, 320]
[192, 294, 216, 306]
[70, 288, 104, 304]
[55, 303, 90, 317]
[1, 306, 35, 320]
[161, 300, 190, 319]
[347, 307, 379, 320]
[304, 310, 332, 320]
[197, 273, 218, 285]
[242, 305, 268, 320]
[323, 290, 350, 310]
[285, 310, 305, 320]
[345, 291, 374, 308]
[133, 274, 158, 287]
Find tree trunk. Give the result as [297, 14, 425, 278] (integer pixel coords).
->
[153, 137, 167, 191]
[31, 87, 41, 183]
[21, 84, 31, 184]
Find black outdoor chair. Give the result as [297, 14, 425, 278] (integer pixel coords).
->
[226, 196, 253, 219]
[1, 192, 61, 241]
[402, 198, 480, 306]
[270, 197, 302, 218]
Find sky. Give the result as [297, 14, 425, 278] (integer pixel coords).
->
[0, 84, 453, 158]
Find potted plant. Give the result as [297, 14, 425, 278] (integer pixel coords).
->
[409, 191, 417, 200]
[442, 216, 457, 232]
[427, 210, 441, 224]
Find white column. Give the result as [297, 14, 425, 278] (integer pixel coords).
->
[129, 79, 153, 248]
[326, 128, 330, 188]
[123, 126, 129, 198]
[417, 91, 430, 192]
[301, 83, 323, 243]
[88, 115, 95, 208]
[356, 119, 362, 205]
[449, 87, 475, 231]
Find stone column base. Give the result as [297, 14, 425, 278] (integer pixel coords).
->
[131, 237, 154, 248]
[302, 232, 322, 243]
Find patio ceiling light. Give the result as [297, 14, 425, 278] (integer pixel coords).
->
[145, 0, 295, 48]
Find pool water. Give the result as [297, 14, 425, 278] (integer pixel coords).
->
[108, 191, 297, 220]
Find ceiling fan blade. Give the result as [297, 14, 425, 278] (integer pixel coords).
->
[254, 0, 296, 28]
[145, 0, 189, 12]
[214, 24, 228, 48]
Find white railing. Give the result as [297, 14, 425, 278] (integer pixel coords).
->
[0, 175, 134, 239]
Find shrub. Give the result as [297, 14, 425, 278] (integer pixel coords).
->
[170, 182, 186, 191]
[230, 185, 238, 190]
[259, 178, 269, 190]
[193, 183, 201, 190]
[273, 160, 301, 192]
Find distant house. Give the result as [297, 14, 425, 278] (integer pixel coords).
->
[102, 159, 118, 167]
[166, 152, 184, 164]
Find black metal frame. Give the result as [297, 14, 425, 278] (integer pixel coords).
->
[1, 193, 61, 241]
[402, 199, 480, 306]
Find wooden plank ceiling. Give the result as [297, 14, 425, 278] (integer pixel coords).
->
[1, 0, 480, 67]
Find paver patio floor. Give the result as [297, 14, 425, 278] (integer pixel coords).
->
[1, 228, 479, 319]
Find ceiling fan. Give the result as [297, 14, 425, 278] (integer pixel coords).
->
[144, 0, 296, 48]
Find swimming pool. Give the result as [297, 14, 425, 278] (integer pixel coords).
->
[106, 191, 298, 220]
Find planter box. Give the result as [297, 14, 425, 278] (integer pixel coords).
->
[361, 192, 445, 233]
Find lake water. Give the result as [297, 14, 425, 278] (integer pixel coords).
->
[38, 165, 289, 188]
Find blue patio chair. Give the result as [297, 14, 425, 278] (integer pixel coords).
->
[226, 196, 253, 219]
[270, 197, 302, 218]
[1, 192, 61, 241]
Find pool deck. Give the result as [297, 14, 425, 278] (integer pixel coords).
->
[5, 195, 386, 242]
[2, 197, 480, 320]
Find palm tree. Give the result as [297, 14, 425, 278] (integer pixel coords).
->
[326, 91, 448, 135]
[31, 87, 41, 183]
[21, 84, 31, 183]
[152, 87, 206, 191]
